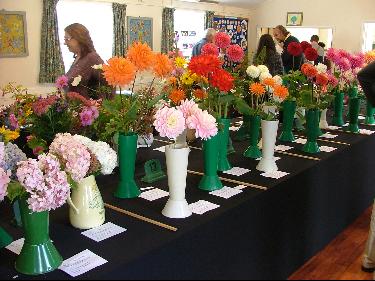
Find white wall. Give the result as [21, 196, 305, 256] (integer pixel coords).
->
[0, 0, 251, 94]
[251, 0, 375, 53]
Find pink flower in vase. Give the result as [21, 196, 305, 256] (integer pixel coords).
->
[226, 45, 245, 63]
[201, 43, 219, 56]
[9, 114, 19, 130]
[215, 32, 231, 50]
[0, 168, 11, 201]
[153, 107, 186, 139]
[56, 75, 69, 90]
[32, 146, 45, 156]
[80, 109, 95, 126]
[187, 109, 218, 140]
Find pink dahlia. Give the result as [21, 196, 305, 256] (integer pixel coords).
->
[201, 43, 219, 56]
[56, 75, 69, 90]
[327, 74, 339, 88]
[153, 107, 186, 139]
[187, 109, 218, 140]
[350, 53, 365, 69]
[337, 57, 351, 71]
[226, 45, 245, 63]
[178, 99, 199, 119]
[215, 32, 231, 50]
[326, 48, 339, 63]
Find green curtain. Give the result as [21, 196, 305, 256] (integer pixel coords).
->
[112, 3, 127, 57]
[205, 11, 215, 29]
[39, 0, 65, 83]
[161, 8, 175, 54]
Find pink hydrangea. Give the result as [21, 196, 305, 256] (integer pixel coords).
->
[17, 155, 70, 212]
[153, 107, 186, 139]
[186, 109, 218, 140]
[0, 142, 4, 168]
[226, 45, 245, 63]
[56, 75, 69, 90]
[0, 168, 11, 201]
[215, 32, 231, 50]
[201, 43, 219, 56]
[178, 99, 199, 119]
[49, 133, 91, 182]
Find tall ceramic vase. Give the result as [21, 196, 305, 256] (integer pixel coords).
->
[0, 226, 13, 248]
[218, 118, 232, 172]
[199, 134, 223, 192]
[333, 92, 345, 126]
[348, 97, 360, 133]
[244, 115, 262, 159]
[162, 144, 192, 219]
[256, 120, 279, 173]
[302, 109, 320, 154]
[279, 100, 296, 142]
[68, 175, 105, 230]
[114, 133, 141, 199]
[234, 115, 251, 141]
[15, 198, 63, 275]
[319, 108, 330, 129]
[365, 101, 375, 125]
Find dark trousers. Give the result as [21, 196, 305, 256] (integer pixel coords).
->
[358, 61, 375, 106]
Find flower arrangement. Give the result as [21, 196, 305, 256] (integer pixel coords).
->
[153, 99, 218, 143]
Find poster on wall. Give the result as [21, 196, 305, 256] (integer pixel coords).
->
[0, 10, 28, 58]
[127, 17, 153, 49]
[213, 16, 248, 67]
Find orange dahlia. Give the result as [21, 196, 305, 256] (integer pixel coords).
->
[210, 69, 234, 92]
[153, 53, 173, 78]
[273, 85, 289, 100]
[188, 54, 222, 77]
[127, 42, 155, 71]
[301, 63, 318, 78]
[262, 77, 276, 88]
[102, 57, 136, 87]
[250, 83, 266, 96]
[193, 89, 208, 100]
[169, 89, 186, 105]
[168, 76, 178, 86]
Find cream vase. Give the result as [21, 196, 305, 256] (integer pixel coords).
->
[68, 175, 105, 229]
[319, 108, 330, 129]
[257, 120, 279, 173]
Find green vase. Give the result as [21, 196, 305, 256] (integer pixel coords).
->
[114, 133, 141, 199]
[199, 134, 223, 192]
[348, 86, 358, 98]
[227, 137, 235, 155]
[333, 92, 345, 126]
[15, 198, 63, 275]
[218, 118, 232, 172]
[302, 109, 320, 154]
[12, 200, 22, 228]
[244, 115, 262, 159]
[279, 100, 296, 142]
[234, 115, 251, 141]
[365, 101, 375, 125]
[348, 97, 360, 133]
[0, 226, 13, 249]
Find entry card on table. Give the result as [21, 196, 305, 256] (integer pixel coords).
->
[359, 129, 375, 135]
[139, 188, 169, 201]
[321, 133, 338, 139]
[189, 200, 220, 215]
[153, 146, 166, 153]
[209, 186, 243, 199]
[319, 146, 337, 153]
[59, 249, 108, 277]
[261, 171, 289, 179]
[81, 222, 127, 242]
[294, 138, 307, 145]
[5, 238, 24, 255]
[229, 126, 240, 132]
[328, 126, 340, 130]
[275, 145, 293, 152]
[223, 167, 251, 176]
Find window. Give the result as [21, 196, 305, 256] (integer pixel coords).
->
[363, 23, 375, 51]
[174, 9, 205, 59]
[56, 0, 113, 71]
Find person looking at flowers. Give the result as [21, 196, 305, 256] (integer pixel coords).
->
[273, 25, 303, 73]
[63, 23, 109, 99]
[254, 34, 284, 76]
[192, 28, 217, 57]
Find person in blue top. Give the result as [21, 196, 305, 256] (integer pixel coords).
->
[192, 28, 217, 57]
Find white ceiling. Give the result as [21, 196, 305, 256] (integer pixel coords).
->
[217, 0, 266, 8]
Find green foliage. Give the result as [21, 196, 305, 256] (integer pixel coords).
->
[6, 181, 26, 202]
[253, 46, 266, 66]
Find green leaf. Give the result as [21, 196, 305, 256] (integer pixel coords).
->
[234, 98, 252, 115]
[7, 181, 26, 202]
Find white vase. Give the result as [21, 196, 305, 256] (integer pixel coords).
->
[295, 107, 306, 130]
[263, 105, 277, 115]
[319, 108, 329, 129]
[68, 175, 105, 229]
[257, 120, 279, 173]
[162, 144, 192, 219]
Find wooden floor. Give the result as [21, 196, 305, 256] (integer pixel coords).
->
[289, 207, 374, 280]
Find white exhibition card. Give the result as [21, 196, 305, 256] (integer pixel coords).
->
[321, 133, 338, 139]
[153, 146, 166, 153]
[209, 186, 243, 199]
[229, 126, 240, 132]
[360, 129, 375, 135]
[5, 238, 24, 255]
[189, 200, 220, 215]
[275, 145, 293, 152]
[319, 146, 337, 153]
[59, 249, 108, 277]
[294, 138, 307, 145]
[328, 126, 340, 130]
[139, 188, 169, 201]
[223, 167, 251, 177]
[261, 171, 290, 179]
[81, 222, 127, 242]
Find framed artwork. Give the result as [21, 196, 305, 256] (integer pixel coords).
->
[127, 17, 153, 49]
[286, 12, 303, 26]
[0, 10, 28, 57]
